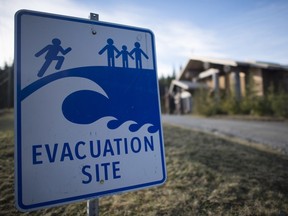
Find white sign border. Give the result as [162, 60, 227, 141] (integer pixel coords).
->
[14, 9, 166, 211]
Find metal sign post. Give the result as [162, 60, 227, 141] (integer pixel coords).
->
[87, 12, 100, 216]
[87, 197, 99, 216]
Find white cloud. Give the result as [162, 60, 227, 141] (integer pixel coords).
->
[153, 21, 225, 76]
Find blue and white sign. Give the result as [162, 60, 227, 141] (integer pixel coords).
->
[15, 10, 166, 211]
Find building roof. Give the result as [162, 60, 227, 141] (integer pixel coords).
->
[178, 56, 288, 80]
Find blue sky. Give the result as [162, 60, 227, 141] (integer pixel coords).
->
[1, 0, 288, 76]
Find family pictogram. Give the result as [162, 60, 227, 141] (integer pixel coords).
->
[99, 38, 149, 69]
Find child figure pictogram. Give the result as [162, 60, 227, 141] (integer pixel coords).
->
[116, 45, 134, 68]
[35, 38, 72, 77]
[130, 42, 149, 69]
[98, 38, 120, 67]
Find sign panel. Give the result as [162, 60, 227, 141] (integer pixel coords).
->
[15, 10, 166, 211]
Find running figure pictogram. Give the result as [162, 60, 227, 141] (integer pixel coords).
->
[35, 38, 72, 77]
[130, 42, 149, 69]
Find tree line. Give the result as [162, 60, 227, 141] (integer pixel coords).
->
[0, 63, 14, 110]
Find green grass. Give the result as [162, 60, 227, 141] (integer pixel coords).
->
[1, 111, 288, 215]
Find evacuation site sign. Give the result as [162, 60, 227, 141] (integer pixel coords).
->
[15, 10, 166, 211]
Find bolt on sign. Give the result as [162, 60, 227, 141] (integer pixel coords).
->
[14, 10, 166, 211]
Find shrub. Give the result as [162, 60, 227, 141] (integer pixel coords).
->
[250, 96, 273, 116]
[193, 89, 288, 118]
[269, 93, 288, 118]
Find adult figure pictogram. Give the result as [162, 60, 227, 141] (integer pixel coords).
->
[35, 38, 72, 77]
[98, 38, 120, 67]
[130, 42, 149, 69]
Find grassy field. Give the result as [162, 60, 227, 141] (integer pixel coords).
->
[1, 110, 288, 215]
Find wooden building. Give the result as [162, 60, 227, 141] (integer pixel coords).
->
[167, 57, 288, 114]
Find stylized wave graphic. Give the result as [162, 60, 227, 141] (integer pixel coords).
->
[21, 66, 160, 133]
